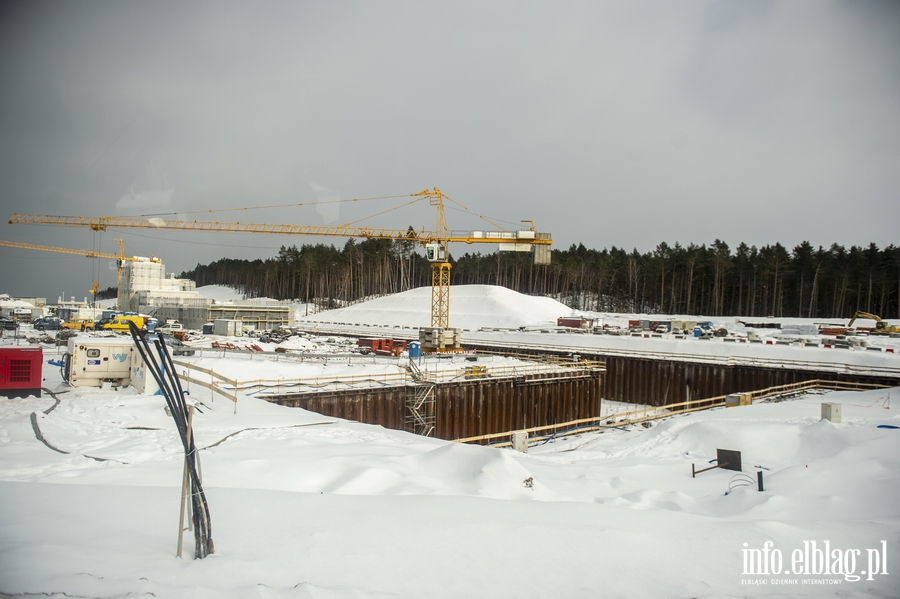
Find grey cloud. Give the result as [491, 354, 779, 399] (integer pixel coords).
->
[1, 0, 898, 301]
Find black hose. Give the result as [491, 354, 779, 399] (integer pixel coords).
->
[60, 352, 71, 384]
[127, 321, 214, 559]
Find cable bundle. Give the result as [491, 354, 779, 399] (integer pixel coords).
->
[127, 322, 214, 559]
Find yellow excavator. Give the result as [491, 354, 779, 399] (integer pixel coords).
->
[847, 311, 900, 334]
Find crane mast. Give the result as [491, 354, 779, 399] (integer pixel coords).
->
[9, 188, 552, 350]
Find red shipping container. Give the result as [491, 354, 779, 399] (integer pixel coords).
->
[0, 346, 43, 399]
[558, 317, 594, 329]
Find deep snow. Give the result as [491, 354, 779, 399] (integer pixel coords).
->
[1, 284, 899, 597]
[2, 377, 898, 598]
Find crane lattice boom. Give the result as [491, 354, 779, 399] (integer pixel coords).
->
[8, 213, 551, 248]
[0, 239, 158, 263]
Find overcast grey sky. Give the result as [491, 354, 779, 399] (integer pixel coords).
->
[1, 0, 898, 302]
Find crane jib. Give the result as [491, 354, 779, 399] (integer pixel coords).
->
[8, 213, 551, 245]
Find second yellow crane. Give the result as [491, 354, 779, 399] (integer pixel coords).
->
[0, 239, 160, 306]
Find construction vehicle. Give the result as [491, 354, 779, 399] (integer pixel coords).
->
[156, 319, 184, 333]
[97, 315, 146, 332]
[61, 317, 95, 331]
[9, 188, 552, 351]
[0, 239, 160, 307]
[847, 311, 900, 334]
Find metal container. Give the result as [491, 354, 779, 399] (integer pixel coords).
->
[0, 346, 43, 398]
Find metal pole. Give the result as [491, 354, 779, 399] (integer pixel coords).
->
[757, 470, 764, 492]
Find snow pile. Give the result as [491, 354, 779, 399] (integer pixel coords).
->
[300, 284, 577, 329]
[196, 285, 247, 300]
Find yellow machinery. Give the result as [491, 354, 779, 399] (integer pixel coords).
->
[9, 188, 552, 350]
[0, 239, 160, 306]
[847, 311, 900, 334]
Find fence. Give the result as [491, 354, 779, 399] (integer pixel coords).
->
[172, 360, 238, 403]
[172, 353, 603, 397]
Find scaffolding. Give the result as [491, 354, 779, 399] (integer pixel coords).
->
[405, 360, 435, 437]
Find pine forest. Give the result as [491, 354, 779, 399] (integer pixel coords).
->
[178, 239, 900, 320]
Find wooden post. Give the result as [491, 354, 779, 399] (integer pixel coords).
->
[692, 462, 729, 477]
[176, 405, 195, 558]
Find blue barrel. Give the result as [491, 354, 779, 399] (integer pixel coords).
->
[408, 342, 421, 358]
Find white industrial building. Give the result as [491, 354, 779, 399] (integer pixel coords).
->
[118, 257, 200, 313]
[118, 259, 290, 331]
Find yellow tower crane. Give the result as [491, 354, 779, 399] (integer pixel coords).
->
[0, 238, 161, 306]
[9, 188, 552, 350]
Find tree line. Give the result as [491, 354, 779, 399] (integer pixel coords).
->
[178, 239, 900, 320]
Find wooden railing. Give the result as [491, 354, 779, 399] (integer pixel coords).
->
[172, 360, 238, 403]
[173, 356, 603, 397]
[455, 378, 892, 447]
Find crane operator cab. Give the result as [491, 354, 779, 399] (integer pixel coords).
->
[425, 242, 447, 262]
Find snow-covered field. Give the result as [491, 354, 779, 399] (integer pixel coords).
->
[296, 285, 900, 377]
[1, 284, 899, 597]
[1, 369, 898, 597]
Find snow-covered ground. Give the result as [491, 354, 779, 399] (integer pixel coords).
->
[297, 284, 900, 335]
[196, 285, 248, 301]
[292, 285, 900, 377]
[2, 284, 899, 597]
[1, 367, 898, 597]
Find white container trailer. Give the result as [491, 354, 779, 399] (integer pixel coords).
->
[213, 319, 243, 337]
[66, 337, 136, 387]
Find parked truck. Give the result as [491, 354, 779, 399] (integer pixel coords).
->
[156, 320, 184, 334]
[62, 317, 95, 331]
[97, 315, 145, 332]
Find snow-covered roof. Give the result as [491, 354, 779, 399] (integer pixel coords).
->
[0, 297, 36, 309]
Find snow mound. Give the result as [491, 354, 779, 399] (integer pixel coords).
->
[403, 442, 557, 500]
[300, 285, 576, 329]
[196, 285, 247, 300]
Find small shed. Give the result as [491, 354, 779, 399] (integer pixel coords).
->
[213, 319, 243, 337]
